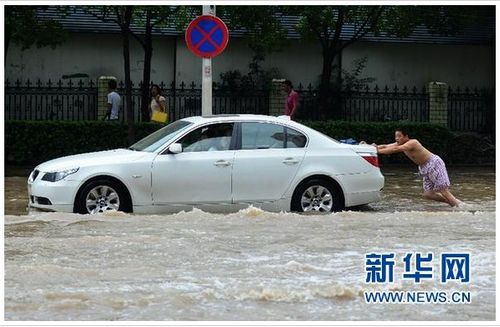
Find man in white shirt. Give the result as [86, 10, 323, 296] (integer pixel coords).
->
[104, 79, 121, 121]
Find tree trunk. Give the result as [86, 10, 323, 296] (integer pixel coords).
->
[5, 32, 10, 65]
[318, 49, 336, 119]
[140, 10, 153, 122]
[123, 33, 135, 144]
[5, 7, 12, 65]
[120, 7, 135, 144]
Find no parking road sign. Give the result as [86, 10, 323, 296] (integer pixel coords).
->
[185, 15, 229, 58]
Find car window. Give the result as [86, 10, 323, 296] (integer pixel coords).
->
[241, 122, 285, 150]
[180, 123, 234, 152]
[286, 127, 307, 148]
[129, 120, 192, 152]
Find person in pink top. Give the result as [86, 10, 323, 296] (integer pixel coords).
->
[283, 80, 300, 120]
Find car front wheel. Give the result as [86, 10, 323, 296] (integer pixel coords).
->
[75, 179, 131, 214]
[292, 179, 344, 213]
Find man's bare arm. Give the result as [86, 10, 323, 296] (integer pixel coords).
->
[377, 141, 414, 154]
[376, 142, 398, 149]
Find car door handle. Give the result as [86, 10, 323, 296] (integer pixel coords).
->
[214, 160, 231, 167]
[282, 158, 299, 165]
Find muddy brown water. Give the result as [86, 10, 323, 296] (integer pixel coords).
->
[4, 166, 495, 320]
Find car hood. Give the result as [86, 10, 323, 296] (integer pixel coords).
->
[35, 149, 152, 172]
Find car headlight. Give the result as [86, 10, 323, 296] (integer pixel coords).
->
[41, 168, 79, 182]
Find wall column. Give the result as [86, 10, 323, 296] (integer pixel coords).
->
[269, 79, 286, 116]
[97, 76, 117, 120]
[428, 81, 448, 125]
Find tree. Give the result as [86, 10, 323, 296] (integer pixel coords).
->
[113, 6, 135, 144]
[5, 6, 67, 64]
[87, 6, 135, 144]
[218, 6, 287, 56]
[217, 6, 287, 84]
[130, 6, 191, 122]
[287, 6, 386, 117]
[287, 5, 494, 117]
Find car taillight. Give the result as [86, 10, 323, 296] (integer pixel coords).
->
[362, 155, 379, 167]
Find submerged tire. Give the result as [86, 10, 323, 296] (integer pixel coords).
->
[75, 179, 132, 214]
[291, 179, 344, 213]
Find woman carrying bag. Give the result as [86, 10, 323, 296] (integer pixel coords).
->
[150, 84, 169, 123]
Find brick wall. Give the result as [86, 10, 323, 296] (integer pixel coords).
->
[428, 82, 448, 125]
[269, 78, 286, 116]
[97, 76, 117, 120]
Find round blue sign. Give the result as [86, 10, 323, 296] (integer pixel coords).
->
[185, 15, 229, 58]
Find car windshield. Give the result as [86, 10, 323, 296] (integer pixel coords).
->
[129, 120, 193, 152]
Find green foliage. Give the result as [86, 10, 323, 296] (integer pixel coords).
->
[289, 6, 492, 50]
[218, 6, 287, 54]
[218, 54, 281, 92]
[445, 133, 495, 165]
[5, 6, 67, 53]
[327, 57, 376, 91]
[416, 6, 494, 36]
[5, 121, 162, 165]
[172, 6, 200, 29]
[132, 6, 181, 27]
[288, 6, 387, 46]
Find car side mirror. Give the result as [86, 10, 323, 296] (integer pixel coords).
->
[168, 143, 182, 154]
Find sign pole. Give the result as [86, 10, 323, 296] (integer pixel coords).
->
[201, 5, 215, 116]
[185, 7, 228, 117]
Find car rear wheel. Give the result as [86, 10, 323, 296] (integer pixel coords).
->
[292, 179, 344, 213]
[76, 179, 131, 214]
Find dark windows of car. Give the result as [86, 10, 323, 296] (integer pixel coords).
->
[285, 127, 307, 148]
[129, 120, 192, 152]
[180, 123, 235, 152]
[241, 122, 284, 149]
[240, 122, 307, 149]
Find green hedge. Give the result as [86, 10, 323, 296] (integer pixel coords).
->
[5, 120, 494, 165]
[6, 121, 163, 165]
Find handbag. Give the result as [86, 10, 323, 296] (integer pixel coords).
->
[151, 110, 168, 123]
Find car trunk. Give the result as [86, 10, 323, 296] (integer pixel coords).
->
[342, 144, 380, 168]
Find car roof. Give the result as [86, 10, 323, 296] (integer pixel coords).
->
[182, 114, 292, 124]
[172, 114, 341, 150]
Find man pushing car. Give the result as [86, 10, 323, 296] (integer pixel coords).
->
[363, 128, 461, 207]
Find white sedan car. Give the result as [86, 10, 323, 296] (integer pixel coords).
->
[28, 115, 384, 214]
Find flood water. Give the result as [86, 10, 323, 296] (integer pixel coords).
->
[4, 166, 496, 320]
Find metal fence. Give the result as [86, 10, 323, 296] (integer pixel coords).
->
[4, 79, 270, 122]
[142, 82, 270, 121]
[296, 84, 429, 122]
[448, 87, 495, 134]
[5, 79, 495, 135]
[5, 79, 98, 120]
